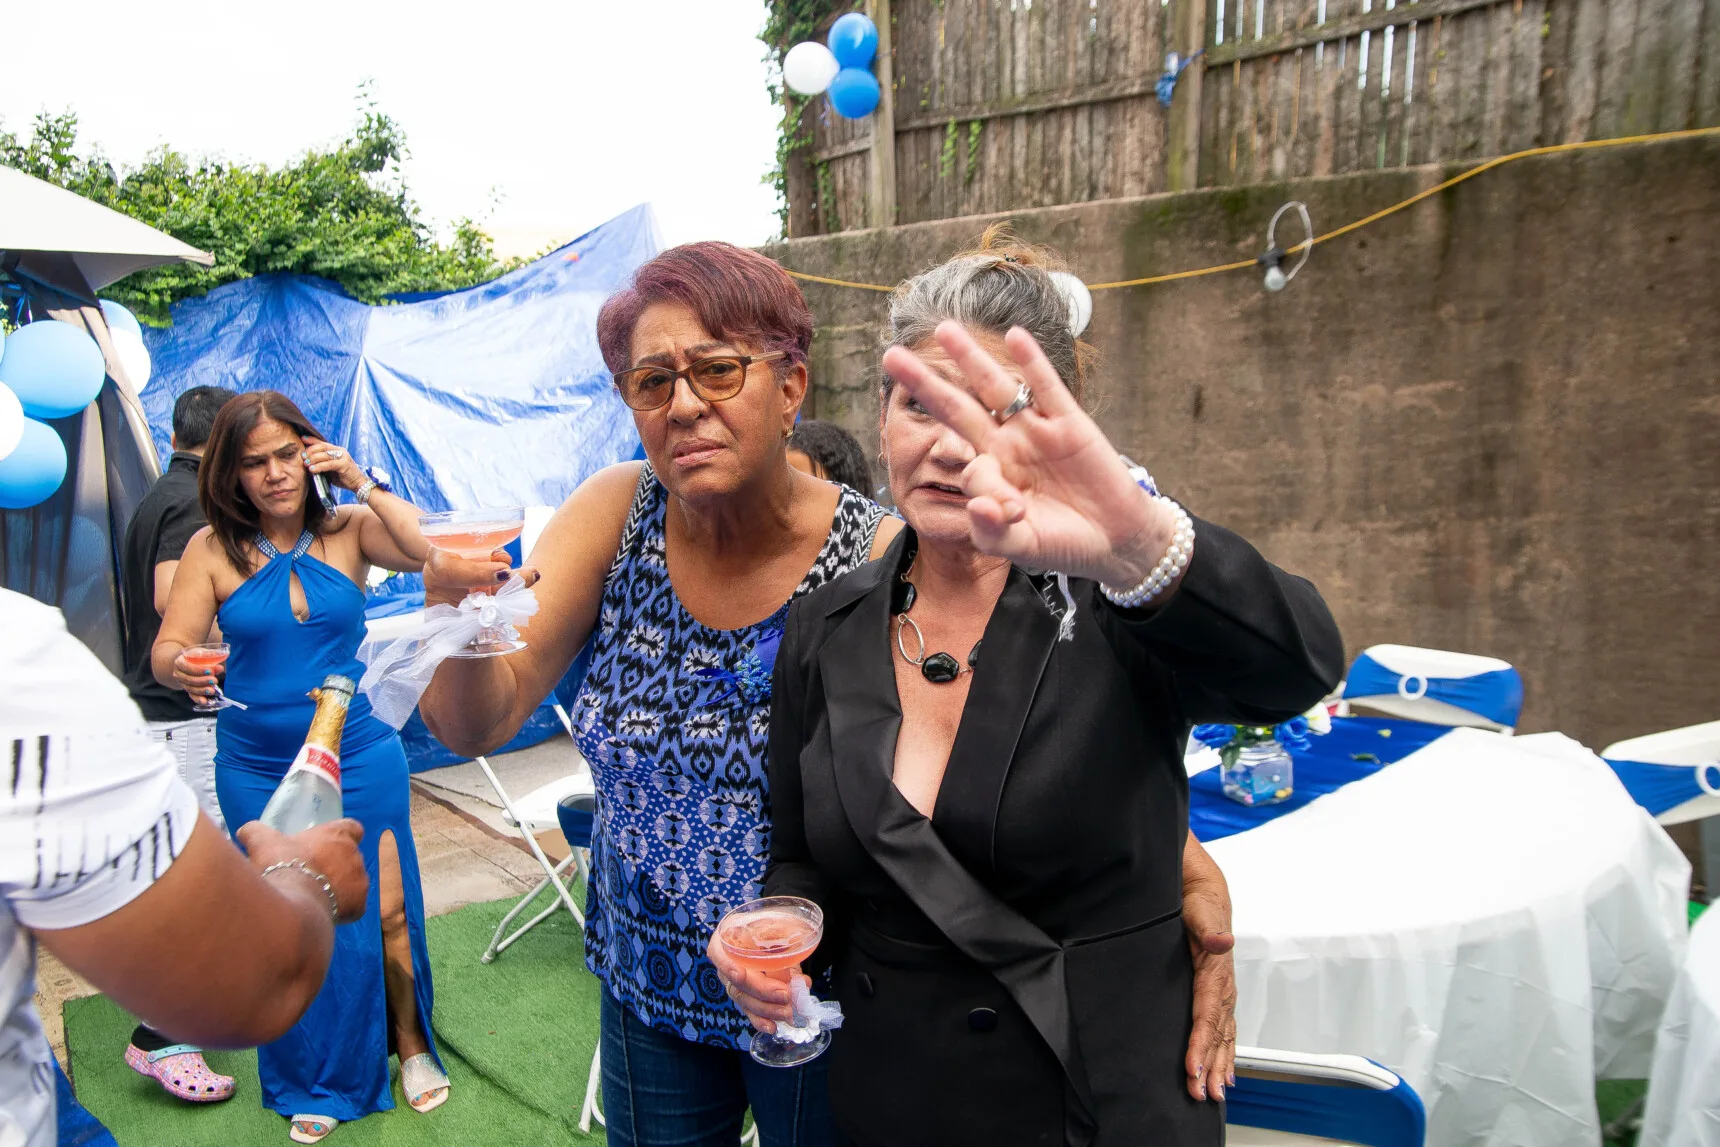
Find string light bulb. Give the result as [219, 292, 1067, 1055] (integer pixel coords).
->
[1257, 201, 1312, 293]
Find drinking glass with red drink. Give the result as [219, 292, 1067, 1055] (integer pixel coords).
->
[716, 896, 829, 1066]
[183, 642, 242, 711]
[418, 507, 528, 658]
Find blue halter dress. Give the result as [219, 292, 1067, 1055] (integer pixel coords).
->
[213, 530, 439, 1122]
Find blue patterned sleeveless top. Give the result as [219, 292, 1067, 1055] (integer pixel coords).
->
[573, 465, 887, 1047]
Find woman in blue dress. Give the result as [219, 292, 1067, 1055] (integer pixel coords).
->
[154, 390, 444, 1144]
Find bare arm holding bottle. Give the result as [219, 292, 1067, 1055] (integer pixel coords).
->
[38, 816, 369, 1048]
[8, 589, 370, 1050]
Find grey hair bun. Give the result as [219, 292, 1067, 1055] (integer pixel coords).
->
[884, 225, 1096, 399]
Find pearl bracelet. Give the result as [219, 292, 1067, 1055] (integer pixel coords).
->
[354, 479, 378, 506]
[260, 858, 340, 922]
[1101, 495, 1195, 608]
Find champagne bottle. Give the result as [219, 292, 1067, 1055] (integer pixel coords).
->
[260, 674, 354, 834]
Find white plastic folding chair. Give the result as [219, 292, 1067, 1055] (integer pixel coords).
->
[477, 702, 595, 962]
[1339, 644, 1523, 733]
[1225, 1047, 1426, 1147]
[1602, 720, 1720, 827]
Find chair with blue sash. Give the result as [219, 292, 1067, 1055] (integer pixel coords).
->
[1225, 1047, 1426, 1147]
[1601, 720, 1720, 827]
[1340, 644, 1523, 733]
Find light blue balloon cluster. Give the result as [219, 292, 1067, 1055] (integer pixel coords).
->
[781, 12, 882, 120]
[0, 316, 111, 509]
[826, 13, 880, 118]
[0, 419, 68, 510]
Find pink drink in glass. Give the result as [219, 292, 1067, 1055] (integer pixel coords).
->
[419, 522, 524, 560]
[184, 643, 230, 711]
[717, 897, 829, 1067]
[418, 508, 529, 658]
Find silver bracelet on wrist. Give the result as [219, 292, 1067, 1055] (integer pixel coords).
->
[354, 479, 378, 506]
[260, 858, 340, 923]
[1101, 495, 1195, 609]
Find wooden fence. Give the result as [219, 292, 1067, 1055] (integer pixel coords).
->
[781, 0, 1720, 234]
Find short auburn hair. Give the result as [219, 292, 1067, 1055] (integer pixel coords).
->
[199, 390, 334, 574]
[596, 242, 813, 375]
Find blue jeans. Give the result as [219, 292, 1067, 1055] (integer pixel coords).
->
[600, 987, 835, 1147]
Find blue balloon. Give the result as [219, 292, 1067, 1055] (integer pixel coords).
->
[828, 67, 882, 119]
[828, 12, 878, 68]
[0, 320, 106, 419]
[0, 418, 68, 509]
[100, 299, 142, 339]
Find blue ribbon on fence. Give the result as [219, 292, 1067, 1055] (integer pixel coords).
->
[1343, 652, 1524, 728]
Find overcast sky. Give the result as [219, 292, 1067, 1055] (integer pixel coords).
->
[2, 0, 785, 253]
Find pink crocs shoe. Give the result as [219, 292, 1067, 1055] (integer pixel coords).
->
[125, 1041, 236, 1102]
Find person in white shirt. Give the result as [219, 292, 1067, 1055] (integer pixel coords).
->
[0, 588, 368, 1147]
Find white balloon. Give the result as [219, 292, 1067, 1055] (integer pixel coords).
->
[0, 382, 22, 462]
[111, 326, 153, 392]
[783, 41, 840, 96]
[1050, 271, 1093, 337]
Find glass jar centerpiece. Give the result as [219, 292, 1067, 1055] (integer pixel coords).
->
[1193, 709, 1328, 807]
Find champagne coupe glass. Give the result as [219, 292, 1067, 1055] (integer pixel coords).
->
[419, 507, 528, 659]
[717, 896, 828, 1067]
[183, 642, 242, 711]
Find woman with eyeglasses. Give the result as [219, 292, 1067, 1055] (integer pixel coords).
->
[415, 242, 1240, 1147]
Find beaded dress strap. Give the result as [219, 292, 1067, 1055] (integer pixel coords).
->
[255, 530, 315, 560]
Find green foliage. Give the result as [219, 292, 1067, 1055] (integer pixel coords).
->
[814, 160, 837, 233]
[939, 119, 958, 181]
[965, 120, 983, 185]
[760, 0, 848, 236]
[0, 103, 510, 325]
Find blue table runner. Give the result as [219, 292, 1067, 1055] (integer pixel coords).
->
[1189, 717, 1453, 843]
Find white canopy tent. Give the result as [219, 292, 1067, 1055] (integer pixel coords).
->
[0, 164, 213, 671]
[0, 164, 213, 292]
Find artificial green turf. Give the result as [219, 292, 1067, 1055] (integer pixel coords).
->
[65, 896, 606, 1145]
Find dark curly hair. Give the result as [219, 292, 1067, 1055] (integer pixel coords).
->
[788, 419, 873, 495]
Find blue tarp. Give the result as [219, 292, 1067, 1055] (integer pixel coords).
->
[140, 205, 661, 769]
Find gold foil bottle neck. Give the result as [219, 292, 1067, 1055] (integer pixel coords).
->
[304, 674, 356, 753]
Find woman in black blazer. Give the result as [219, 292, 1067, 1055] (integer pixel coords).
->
[717, 238, 1344, 1147]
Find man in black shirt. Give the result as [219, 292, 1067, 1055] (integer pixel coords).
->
[118, 384, 239, 1102]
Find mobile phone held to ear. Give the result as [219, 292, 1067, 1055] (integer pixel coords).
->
[313, 472, 338, 514]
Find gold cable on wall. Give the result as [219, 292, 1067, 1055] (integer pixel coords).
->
[778, 126, 1720, 294]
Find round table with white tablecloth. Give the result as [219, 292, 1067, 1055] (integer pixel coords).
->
[1202, 729, 1691, 1147]
[1639, 902, 1720, 1146]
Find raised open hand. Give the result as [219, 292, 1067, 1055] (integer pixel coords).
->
[880, 321, 1177, 589]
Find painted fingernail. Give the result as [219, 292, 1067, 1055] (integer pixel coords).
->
[1194, 1064, 1204, 1075]
[1228, 1072, 1236, 1087]
[495, 570, 511, 582]
[1212, 1082, 1225, 1101]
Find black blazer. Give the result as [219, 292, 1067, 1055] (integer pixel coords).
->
[765, 518, 1345, 1147]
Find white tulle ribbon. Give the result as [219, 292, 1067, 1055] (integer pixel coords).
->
[772, 977, 845, 1044]
[357, 578, 540, 729]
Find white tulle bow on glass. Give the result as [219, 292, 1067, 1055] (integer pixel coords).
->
[773, 978, 845, 1045]
[357, 578, 540, 729]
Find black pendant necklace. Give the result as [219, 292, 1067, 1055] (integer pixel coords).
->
[892, 572, 981, 684]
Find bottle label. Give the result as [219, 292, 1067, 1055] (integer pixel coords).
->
[287, 742, 341, 787]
